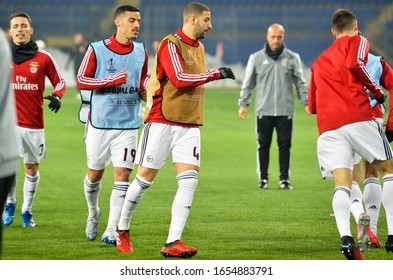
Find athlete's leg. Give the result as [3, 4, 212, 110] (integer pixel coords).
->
[276, 116, 293, 181]
[21, 163, 39, 213]
[363, 160, 382, 234]
[332, 168, 353, 238]
[117, 166, 157, 231]
[350, 163, 365, 223]
[256, 116, 274, 182]
[372, 158, 393, 238]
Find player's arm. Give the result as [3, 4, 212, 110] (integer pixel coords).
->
[160, 40, 221, 89]
[238, 54, 257, 119]
[381, 59, 393, 140]
[307, 67, 317, 114]
[139, 49, 149, 102]
[347, 36, 385, 102]
[44, 52, 66, 99]
[291, 53, 308, 107]
[77, 45, 127, 91]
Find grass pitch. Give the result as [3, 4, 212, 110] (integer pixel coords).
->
[1, 87, 392, 261]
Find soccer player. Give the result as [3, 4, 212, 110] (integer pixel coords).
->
[115, 1, 235, 256]
[350, 52, 393, 252]
[0, 29, 19, 255]
[77, 5, 149, 245]
[2, 12, 66, 228]
[308, 9, 393, 259]
[238, 23, 309, 190]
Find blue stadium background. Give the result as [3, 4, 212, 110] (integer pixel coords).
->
[1, 0, 392, 67]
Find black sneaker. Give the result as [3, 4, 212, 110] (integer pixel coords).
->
[279, 180, 293, 190]
[259, 179, 268, 190]
[341, 235, 365, 260]
[385, 235, 393, 253]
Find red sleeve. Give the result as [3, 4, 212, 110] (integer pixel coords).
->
[159, 40, 221, 89]
[140, 49, 149, 89]
[77, 45, 127, 90]
[347, 36, 384, 100]
[43, 50, 66, 98]
[381, 59, 393, 130]
[308, 66, 317, 114]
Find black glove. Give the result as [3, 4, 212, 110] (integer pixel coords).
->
[376, 93, 386, 104]
[218, 67, 235, 80]
[386, 130, 393, 143]
[44, 94, 61, 113]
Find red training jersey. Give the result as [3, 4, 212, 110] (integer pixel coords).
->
[308, 35, 384, 135]
[146, 29, 221, 126]
[12, 49, 66, 129]
[381, 59, 393, 130]
[77, 34, 149, 91]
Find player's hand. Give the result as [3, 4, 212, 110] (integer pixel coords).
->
[376, 93, 386, 104]
[44, 94, 61, 113]
[386, 130, 393, 143]
[122, 68, 128, 82]
[219, 67, 235, 80]
[139, 87, 147, 102]
[238, 107, 247, 120]
[304, 105, 311, 114]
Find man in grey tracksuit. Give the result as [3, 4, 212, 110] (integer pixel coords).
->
[238, 23, 309, 190]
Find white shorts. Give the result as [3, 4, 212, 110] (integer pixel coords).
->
[84, 122, 139, 170]
[317, 120, 392, 179]
[353, 118, 384, 165]
[136, 123, 201, 169]
[16, 126, 46, 164]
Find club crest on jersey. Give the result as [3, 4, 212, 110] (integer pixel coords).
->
[29, 62, 39, 74]
[281, 57, 288, 67]
[185, 50, 194, 65]
[107, 58, 117, 74]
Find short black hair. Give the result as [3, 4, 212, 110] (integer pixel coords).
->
[332, 9, 357, 33]
[114, 5, 139, 19]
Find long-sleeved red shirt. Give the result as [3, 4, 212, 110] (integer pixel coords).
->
[77, 34, 149, 91]
[13, 49, 66, 129]
[146, 29, 221, 125]
[380, 59, 393, 130]
[308, 35, 384, 135]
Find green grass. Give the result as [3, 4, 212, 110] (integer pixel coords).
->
[1, 87, 392, 261]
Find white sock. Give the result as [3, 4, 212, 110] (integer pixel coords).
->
[117, 176, 152, 231]
[84, 175, 101, 218]
[166, 170, 198, 243]
[382, 175, 393, 235]
[106, 182, 129, 230]
[349, 181, 364, 223]
[21, 173, 40, 213]
[6, 172, 18, 204]
[363, 177, 382, 234]
[332, 186, 351, 237]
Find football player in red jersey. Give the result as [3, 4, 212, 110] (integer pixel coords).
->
[2, 12, 66, 228]
[308, 9, 393, 259]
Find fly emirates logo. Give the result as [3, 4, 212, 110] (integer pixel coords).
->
[12, 76, 39, 91]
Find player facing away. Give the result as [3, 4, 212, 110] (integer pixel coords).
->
[77, 5, 148, 245]
[350, 52, 393, 252]
[115, 1, 235, 257]
[2, 12, 66, 228]
[308, 9, 393, 260]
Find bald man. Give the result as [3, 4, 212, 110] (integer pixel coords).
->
[238, 23, 309, 190]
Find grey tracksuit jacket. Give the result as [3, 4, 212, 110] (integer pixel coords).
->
[238, 46, 308, 117]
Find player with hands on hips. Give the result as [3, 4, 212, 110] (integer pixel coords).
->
[2, 12, 66, 228]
